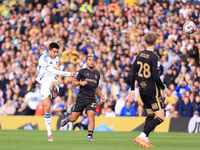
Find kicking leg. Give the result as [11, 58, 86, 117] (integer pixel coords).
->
[86, 110, 96, 141]
[60, 112, 81, 127]
[43, 96, 53, 141]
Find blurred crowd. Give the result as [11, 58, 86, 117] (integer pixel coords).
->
[0, 0, 200, 119]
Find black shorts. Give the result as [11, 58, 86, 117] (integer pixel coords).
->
[72, 97, 96, 113]
[140, 92, 164, 111]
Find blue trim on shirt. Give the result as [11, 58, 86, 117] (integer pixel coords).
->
[39, 74, 44, 81]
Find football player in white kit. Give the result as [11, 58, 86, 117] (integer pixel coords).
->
[36, 42, 76, 141]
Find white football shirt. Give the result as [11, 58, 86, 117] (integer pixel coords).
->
[25, 91, 41, 110]
[36, 53, 59, 84]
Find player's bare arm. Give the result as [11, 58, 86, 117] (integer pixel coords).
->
[70, 72, 76, 77]
[95, 86, 106, 103]
[72, 78, 88, 86]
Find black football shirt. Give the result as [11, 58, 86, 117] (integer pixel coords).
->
[75, 68, 100, 100]
[131, 50, 165, 95]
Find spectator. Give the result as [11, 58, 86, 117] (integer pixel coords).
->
[179, 96, 193, 117]
[175, 66, 191, 85]
[24, 86, 41, 115]
[2, 5, 10, 18]
[105, 106, 116, 117]
[65, 99, 73, 115]
[192, 95, 200, 114]
[0, 99, 16, 116]
[179, 3, 189, 18]
[99, 108, 106, 117]
[170, 110, 179, 118]
[164, 90, 178, 106]
[17, 103, 29, 115]
[165, 105, 172, 118]
[174, 80, 191, 99]
[193, 111, 199, 118]
[164, 67, 176, 87]
[51, 96, 64, 116]
[115, 92, 127, 116]
[135, 105, 146, 117]
[111, 79, 120, 100]
[120, 100, 136, 117]
[107, 95, 116, 111]
[35, 100, 44, 116]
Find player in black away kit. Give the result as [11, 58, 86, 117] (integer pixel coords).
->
[128, 33, 171, 147]
[60, 54, 106, 141]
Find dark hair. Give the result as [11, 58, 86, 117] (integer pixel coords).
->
[49, 42, 59, 50]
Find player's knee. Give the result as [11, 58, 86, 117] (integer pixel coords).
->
[44, 106, 50, 113]
[89, 115, 95, 122]
[156, 116, 165, 122]
[70, 117, 78, 122]
[161, 117, 165, 122]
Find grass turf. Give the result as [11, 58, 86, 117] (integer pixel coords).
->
[0, 130, 199, 150]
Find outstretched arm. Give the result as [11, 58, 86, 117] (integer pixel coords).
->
[46, 65, 72, 76]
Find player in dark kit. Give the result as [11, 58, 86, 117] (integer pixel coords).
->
[128, 33, 171, 148]
[60, 54, 106, 141]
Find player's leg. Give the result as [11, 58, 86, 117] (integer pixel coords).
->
[86, 110, 96, 141]
[85, 101, 96, 141]
[43, 96, 53, 141]
[41, 81, 54, 141]
[60, 98, 83, 127]
[135, 94, 155, 147]
[60, 112, 81, 127]
[50, 81, 59, 98]
[142, 109, 164, 140]
[136, 94, 164, 147]
[142, 93, 165, 138]
[143, 109, 155, 137]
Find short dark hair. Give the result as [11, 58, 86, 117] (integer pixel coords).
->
[144, 32, 157, 46]
[49, 42, 59, 50]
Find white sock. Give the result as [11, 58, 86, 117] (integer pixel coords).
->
[139, 132, 146, 138]
[145, 137, 149, 142]
[44, 113, 52, 136]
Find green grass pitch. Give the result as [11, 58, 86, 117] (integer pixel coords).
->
[0, 130, 200, 150]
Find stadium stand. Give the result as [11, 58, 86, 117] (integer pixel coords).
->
[0, 0, 200, 118]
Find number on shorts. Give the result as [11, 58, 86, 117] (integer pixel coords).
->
[91, 103, 96, 108]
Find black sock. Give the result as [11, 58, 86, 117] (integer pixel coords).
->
[143, 117, 163, 136]
[88, 130, 93, 137]
[143, 114, 155, 137]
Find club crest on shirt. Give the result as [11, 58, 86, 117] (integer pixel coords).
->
[87, 73, 89, 76]
[95, 75, 97, 78]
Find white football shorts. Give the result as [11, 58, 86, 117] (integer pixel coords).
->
[40, 79, 58, 100]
